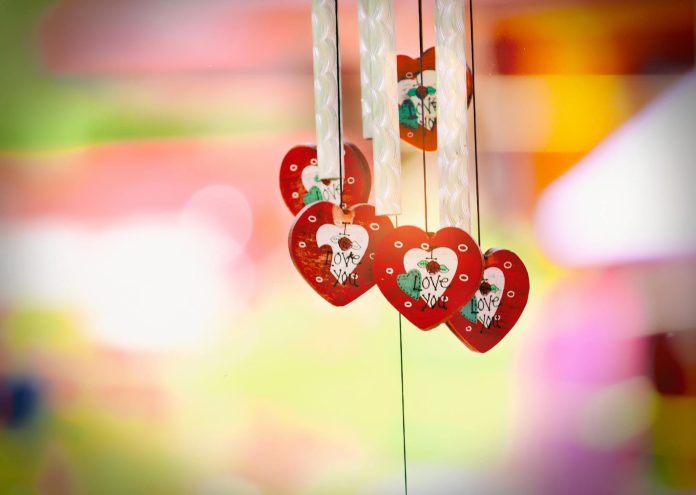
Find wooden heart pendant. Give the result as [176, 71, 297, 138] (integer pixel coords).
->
[397, 47, 473, 152]
[289, 202, 394, 306]
[447, 249, 529, 353]
[279, 143, 372, 215]
[374, 226, 483, 330]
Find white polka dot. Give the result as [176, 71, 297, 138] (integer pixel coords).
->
[459, 274, 469, 282]
[386, 268, 394, 275]
[289, 164, 298, 172]
[298, 241, 306, 248]
[394, 241, 403, 249]
[404, 301, 412, 308]
[370, 222, 380, 231]
[421, 243, 429, 250]
[316, 276, 323, 283]
[347, 177, 355, 184]
[457, 244, 468, 252]
[308, 215, 317, 223]
[507, 290, 515, 298]
[310, 158, 317, 165]
[503, 261, 512, 269]
[291, 192, 299, 199]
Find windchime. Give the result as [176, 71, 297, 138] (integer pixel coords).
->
[279, 0, 530, 353]
[278, 1, 529, 489]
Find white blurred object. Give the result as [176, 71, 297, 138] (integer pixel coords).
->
[0, 200, 253, 351]
[535, 72, 696, 265]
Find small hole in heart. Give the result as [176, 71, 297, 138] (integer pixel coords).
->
[404, 301, 412, 308]
[370, 222, 380, 231]
[292, 192, 299, 199]
[316, 276, 323, 283]
[289, 164, 298, 172]
[504, 261, 512, 269]
[507, 290, 515, 298]
[407, 132, 414, 138]
[394, 241, 403, 249]
[457, 244, 469, 252]
[459, 274, 469, 282]
[421, 243, 430, 250]
[308, 215, 317, 223]
[386, 268, 394, 275]
[466, 326, 472, 332]
[311, 158, 317, 165]
[347, 177, 355, 184]
[298, 241, 306, 248]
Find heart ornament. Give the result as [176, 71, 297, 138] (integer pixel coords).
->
[447, 249, 529, 353]
[374, 226, 483, 330]
[397, 47, 473, 152]
[279, 143, 372, 215]
[289, 201, 394, 306]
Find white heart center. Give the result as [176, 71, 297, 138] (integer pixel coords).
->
[474, 267, 505, 327]
[316, 223, 369, 285]
[403, 247, 457, 308]
[300, 165, 343, 205]
[398, 69, 437, 131]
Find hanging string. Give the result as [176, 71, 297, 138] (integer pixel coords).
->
[334, 0, 345, 207]
[394, 216, 408, 495]
[468, 0, 481, 245]
[417, 0, 429, 233]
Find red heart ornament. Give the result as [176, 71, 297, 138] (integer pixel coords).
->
[447, 249, 530, 353]
[279, 143, 372, 215]
[289, 201, 394, 306]
[397, 47, 473, 152]
[374, 226, 483, 330]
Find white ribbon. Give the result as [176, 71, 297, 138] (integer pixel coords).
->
[435, 0, 470, 231]
[370, 0, 401, 215]
[312, 0, 343, 180]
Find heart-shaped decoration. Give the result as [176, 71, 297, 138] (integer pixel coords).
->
[397, 47, 473, 152]
[374, 226, 483, 330]
[447, 248, 529, 353]
[289, 201, 394, 306]
[279, 143, 372, 215]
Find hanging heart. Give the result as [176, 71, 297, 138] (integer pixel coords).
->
[447, 249, 529, 353]
[397, 47, 473, 152]
[279, 143, 372, 215]
[289, 201, 394, 306]
[374, 226, 483, 330]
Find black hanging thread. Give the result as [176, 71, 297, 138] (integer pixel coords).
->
[467, 0, 482, 246]
[334, 0, 344, 208]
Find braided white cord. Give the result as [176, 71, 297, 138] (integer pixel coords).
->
[358, 0, 373, 139]
[312, 0, 343, 180]
[370, 0, 401, 215]
[435, 0, 470, 231]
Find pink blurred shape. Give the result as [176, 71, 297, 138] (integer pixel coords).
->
[535, 72, 696, 266]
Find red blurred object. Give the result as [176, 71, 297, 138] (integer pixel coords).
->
[374, 226, 482, 330]
[279, 143, 372, 216]
[396, 47, 473, 152]
[448, 248, 530, 353]
[650, 331, 696, 397]
[289, 202, 394, 306]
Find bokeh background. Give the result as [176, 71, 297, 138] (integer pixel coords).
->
[1, 0, 695, 494]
